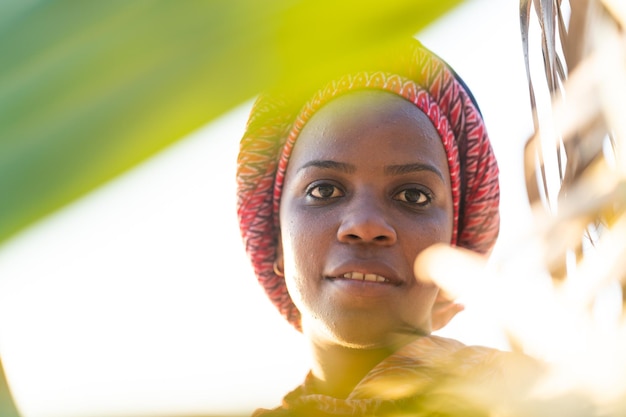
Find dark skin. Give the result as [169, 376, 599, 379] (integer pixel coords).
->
[276, 90, 457, 398]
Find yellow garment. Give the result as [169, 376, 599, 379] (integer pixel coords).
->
[254, 335, 547, 417]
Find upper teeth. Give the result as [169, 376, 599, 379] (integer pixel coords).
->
[342, 272, 388, 282]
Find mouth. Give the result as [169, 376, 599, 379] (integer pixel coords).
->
[338, 271, 390, 283]
[326, 270, 403, 287]
[326, 261, 405, 287]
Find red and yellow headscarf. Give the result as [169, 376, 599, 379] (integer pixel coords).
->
[236, 39, 499, 330]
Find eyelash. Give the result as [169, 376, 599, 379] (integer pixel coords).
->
[306, 182, 344, 200]
[305, 183, 433, 207]
[393, 187, 432, 207]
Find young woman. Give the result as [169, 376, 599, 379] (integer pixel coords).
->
[236, 38, 540, 416]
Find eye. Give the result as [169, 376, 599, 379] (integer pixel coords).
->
[394, 187, 432, 206]
[306, 183, 344, 200]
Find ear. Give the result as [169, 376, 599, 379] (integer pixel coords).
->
[275, 231, 284, 271]
[431, 289, 464, 331]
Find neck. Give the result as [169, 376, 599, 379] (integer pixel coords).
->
[306, 337, 414, 399]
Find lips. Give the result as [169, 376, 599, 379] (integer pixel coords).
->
[326, 261, 404, 286]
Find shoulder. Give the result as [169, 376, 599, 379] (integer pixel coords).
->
[251, 406, 292, 417]
[252, 404, 336, 417]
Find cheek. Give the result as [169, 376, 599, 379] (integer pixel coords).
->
[406, 209, 454, 253]
[280, 222, 328, 316]
[279, 193, 335, 263]
[282, 232, 317, 275]
[438, 202, 455, 242]
[279, 206, 328, 283]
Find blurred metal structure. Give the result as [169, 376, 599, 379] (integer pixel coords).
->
[512, 0, 626, 412]
[417, 2, 626, 414]
[521, 0, 626, 297]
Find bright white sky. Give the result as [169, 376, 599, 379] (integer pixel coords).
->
[0, 1, 543, 416]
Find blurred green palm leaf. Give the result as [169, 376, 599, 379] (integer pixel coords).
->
[0, 0, 462, 246]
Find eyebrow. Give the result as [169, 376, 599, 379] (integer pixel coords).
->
[384, 163, 445, 181]
[298, 160, 445, 182]
[298, 160, 356, 174]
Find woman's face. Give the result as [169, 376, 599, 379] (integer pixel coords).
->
[278, 90, 453, 350]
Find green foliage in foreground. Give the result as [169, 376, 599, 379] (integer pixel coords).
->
[0, 0, 462, 246]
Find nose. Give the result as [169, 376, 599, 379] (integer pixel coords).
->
[337, 194, 397, 245]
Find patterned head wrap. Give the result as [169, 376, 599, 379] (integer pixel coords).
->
[236, 39, 499, 330]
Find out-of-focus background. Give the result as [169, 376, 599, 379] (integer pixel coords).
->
[0, 0, 541, 416]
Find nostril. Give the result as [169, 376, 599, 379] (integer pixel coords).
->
[341, 233, 393, 243]
[337, 210, 398, 245]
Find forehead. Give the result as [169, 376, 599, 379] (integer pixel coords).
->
[289, 90, 448, 171]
